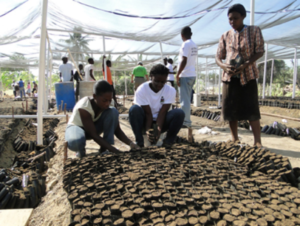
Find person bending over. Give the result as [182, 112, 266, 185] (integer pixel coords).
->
[65, 80, 140, 158]
[215, 4, 265, 147]
[129, 64, 185, 147]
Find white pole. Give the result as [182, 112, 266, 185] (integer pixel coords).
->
[292, 48, 298, 99]
[269, 59, 274, 96]
[50, 51, 53, 98]
[44, 40, 50, 114]
[205, 57, 208, 95]
[218, 68, 222, 107]
[124, 71, 127, 96]
[250, 0, 255, 25]
[262, 43, 268, 99]
[103, 36, 107, 81]
[37, 0, 48, 145]
[159, 42, 164, 62]
[114, 70, 116, 86]
[196, 53, 199, 94]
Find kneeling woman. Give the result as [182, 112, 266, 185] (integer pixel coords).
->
[65, 80, 139, 158]
[129, 64, 185, 147]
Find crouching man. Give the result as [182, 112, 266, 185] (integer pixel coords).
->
[129, 64, 185, 147]
[65, 80, 140, 158]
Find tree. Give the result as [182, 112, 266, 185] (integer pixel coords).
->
[0, 71, 35, 91]
[64, 27, 92, 66]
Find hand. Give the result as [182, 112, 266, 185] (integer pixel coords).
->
[222, 64, 236, 75]
[110, 147, 122, 154]
[130, 142, 141, 150]
[235, 62, 250, 74]
[131, 79, 134, 84]
[176, 76, 180, 87]
[59, 79, 62, 83]
[146, 130, 157, 144]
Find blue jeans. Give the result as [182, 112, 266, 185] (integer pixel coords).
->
[179, 77, 196, 126]
[129, 105, 185, 147]
[65, 107, 119, 157]
[19, 87, 25, 98]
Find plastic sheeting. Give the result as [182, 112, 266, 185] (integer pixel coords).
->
[0, 0, 300, 69]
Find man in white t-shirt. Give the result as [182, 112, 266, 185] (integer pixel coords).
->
[166, 58, 176, 87]
[84, 58, 96, 81]
[59, 57, 73, 82]
[129, 64, 185, 147]
[176, 26, 198, 127]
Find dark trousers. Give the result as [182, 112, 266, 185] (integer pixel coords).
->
[129, 105, 185, 147]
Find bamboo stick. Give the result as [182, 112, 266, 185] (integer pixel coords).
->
[67, 49, 83, 80]
[261, 112, 300, 122]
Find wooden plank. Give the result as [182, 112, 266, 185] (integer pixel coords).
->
[0, 208, 33, 226]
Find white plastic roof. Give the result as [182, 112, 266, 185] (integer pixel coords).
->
[0, 0, 300, 70]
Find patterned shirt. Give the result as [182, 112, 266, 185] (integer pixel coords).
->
[217, 25, 265, 85]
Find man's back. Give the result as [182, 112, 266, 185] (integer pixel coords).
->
[178, 39, 198, 77]
[133, 65, 147, 78]
[19, 80, 24, 87]
[84, 64, 94, 81]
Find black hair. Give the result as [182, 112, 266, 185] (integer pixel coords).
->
[181, 26, 192, 38]
[88, 58, 94, 63]
[78, 64, 83, 67]
[62, 56, 68, 60]
[150, 64, 169, 77]
[228, 4, 247, 17]
[167, 58, 173, 64]
[106, 60, 111, 66]
[93, 80, 113, 96]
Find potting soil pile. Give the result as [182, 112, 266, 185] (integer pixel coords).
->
[63, 142, 300, 226]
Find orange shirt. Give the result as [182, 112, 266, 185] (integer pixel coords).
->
[103, 66, 113, 85]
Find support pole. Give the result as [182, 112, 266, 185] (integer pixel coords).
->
[262, 43, 268, 99]
[205, 57, 208, 95]
[269, 59, 274, 96]
[292, 48, 298, 99]
[103, 36, 107, 81]
[196, 53, 199, 94]
[124, 71, 127, 96]
[37, 0, 48, 145]
[218, 68, 222, 107]
[159, 42, 164, 62]
[250, 0, 255, 25]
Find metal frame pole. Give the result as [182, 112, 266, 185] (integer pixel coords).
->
[262, 43, 268, 99]
[103, 36, 107, 81]
[218, 68, 222, 107]
[124, 71, 127, 96]
[292, 48, 298, 99]
[196, 53, 199, 94]
[159, 42, 164, 62]
[205, 57, 208, 95]
[37, 0, 48, 145]
[269, 59, 274, 96]
[250, 0, 255, 25]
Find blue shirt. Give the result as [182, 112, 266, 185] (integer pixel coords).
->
[19, 80, 24, 88]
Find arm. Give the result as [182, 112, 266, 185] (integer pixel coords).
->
[59, 72, 62, 82]
[131, 74, 134, 83]
[156, 104, 171, 140]
[176, 56, 187, 87]
[141, 105, 153, 132]
[235, 52, 264, 73]
[90, 69, 96, 81]
[102, 55, 105, 71]
[145, 74, 149, 81]
[79, 109, 120, 153]
[70, 70, 73, 81]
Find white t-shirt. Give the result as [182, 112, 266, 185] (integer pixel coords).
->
[68, 97, 102, 127]
[134, 81, 176, 120]
[167, 63, 174, 81]
[84, 64, 95, 81]
[178, 39, 198, 77]
[59, 63, 73, 82]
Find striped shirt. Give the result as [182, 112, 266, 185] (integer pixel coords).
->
[217, 26, 265, 85]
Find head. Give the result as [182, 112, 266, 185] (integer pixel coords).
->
[149, 64, 169, 92]
[62, 57, 68, 64]
[227, 4, 246, 30]
[28, 81, 30, 84]
[33, 81, 35, 84]
[181, 26, 192, 41]
[88, 58, 94, 64]
[106, 59, 112, 67]
[93, 80, 113, 110]
[138, 62, 143, 66]
[163, 57, 168, 66]
[20, 78, 22, 81]
[167, 58, 173, 64]
[79, 64, 83, 70]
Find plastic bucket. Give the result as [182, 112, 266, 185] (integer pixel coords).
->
[54, 82, 76, 111]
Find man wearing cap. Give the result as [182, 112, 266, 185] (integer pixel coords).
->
[59, 57, 73, 82]
[131, 62, 149, 90]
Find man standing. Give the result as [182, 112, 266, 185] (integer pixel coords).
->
[166, 58, 176, 87]
[32, 81, 38, 94]
[19, 78, 25, 99]
[176, 26, 198, 128]
[84, 58, 96, 81]
[131, 62, 149, 90]
[59, 57, 73, 82]
[11, 80, 17, 97]
[72, 64, 84, 101]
